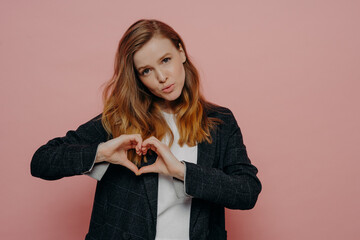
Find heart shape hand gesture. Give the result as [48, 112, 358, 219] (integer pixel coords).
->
[95, 134, 185, 180]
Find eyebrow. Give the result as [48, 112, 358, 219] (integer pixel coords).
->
[136, 53, 171, 72]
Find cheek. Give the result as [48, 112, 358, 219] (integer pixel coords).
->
[139, 77, 155, 90]
[139, 77, 161, 96]
[172, 63, 185, 81]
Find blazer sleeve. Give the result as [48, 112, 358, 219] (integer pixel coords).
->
[183, 111, 262, 210]
[30, 114, 108, 180]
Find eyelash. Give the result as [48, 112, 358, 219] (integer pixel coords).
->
[140, 57, 171, 76]
[141, 69, 150, 76]
[162, 57, 171, 63]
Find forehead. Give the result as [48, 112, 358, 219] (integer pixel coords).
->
[133, 36, 177, 68]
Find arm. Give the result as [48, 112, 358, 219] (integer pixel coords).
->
[30, 114, 108, 180]
[184, 112, 262, 210]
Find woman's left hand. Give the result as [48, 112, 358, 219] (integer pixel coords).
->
[138, 136, 185, 180]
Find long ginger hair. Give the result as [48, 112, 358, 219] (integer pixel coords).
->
[102, 19, 219, 166]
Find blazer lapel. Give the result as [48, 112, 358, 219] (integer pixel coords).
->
[141, 154, 159, 235]
[190, 130, 218, 232]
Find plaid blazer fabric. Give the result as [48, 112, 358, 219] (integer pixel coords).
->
[31, 105, 261, 240]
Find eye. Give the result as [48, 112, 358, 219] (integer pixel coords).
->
[162, 57, 171, 63]
[141, 68, 151, 76]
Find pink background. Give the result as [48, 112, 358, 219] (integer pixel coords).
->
[1, 0, 359, 239]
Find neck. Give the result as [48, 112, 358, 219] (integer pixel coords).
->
[157, 100, 176, 114]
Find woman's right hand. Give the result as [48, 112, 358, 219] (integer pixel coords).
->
[95, 134, 142, 175]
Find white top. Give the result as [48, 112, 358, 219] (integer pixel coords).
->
[155, 112, 198, 240]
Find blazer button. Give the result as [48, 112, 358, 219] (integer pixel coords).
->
[122, 232, 131, 240]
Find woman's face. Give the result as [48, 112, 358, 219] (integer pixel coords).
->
[133, 35, 186, 109]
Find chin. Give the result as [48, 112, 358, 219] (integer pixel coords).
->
[164, 91, 182, 101]
[163, 96, 180, 102]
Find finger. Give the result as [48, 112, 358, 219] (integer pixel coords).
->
[138, 164, 159, 175]
[123, 143, 138, 151]
[123, 143, 133, 150]
[118, 134, 143, 152]
[141, 144, 152, 155]
[142, 137, 169, 158]
[126, 134, 141, 150]
[142, 136, 159, 144]
[130, 134, 143, 155]
[142, 137, 160, 152]
[142, 144, 157, 156]
[120, 158, 139, 175]
[134, 135, 143, 153]
[141, 137, 156, 154]
[127, 134, 142, 148]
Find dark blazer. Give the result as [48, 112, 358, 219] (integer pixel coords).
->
[31, 105, 261, 240]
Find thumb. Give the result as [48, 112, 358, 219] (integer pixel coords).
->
[138, 164, 158, 175]
[121, 159, 139, 175]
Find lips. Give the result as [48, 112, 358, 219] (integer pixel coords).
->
[162, 84, 174, 93]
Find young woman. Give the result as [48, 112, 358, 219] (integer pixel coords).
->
[31, 19, 262, 240]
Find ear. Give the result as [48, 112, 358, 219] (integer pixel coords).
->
[178, 43, 187, 63]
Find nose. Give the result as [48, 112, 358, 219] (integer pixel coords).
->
[156, 69, 167, 83]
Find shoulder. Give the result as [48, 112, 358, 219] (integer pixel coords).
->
[203, 102, 240, 135]
[81, 113, 103, 129]
[89, 113, 103, 124]
[75, 113, 108, 139]
[204, 102, 237, 122]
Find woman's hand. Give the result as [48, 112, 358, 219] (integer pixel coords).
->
[95, 134, 143, 175]
[138, 136, 185, 180]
